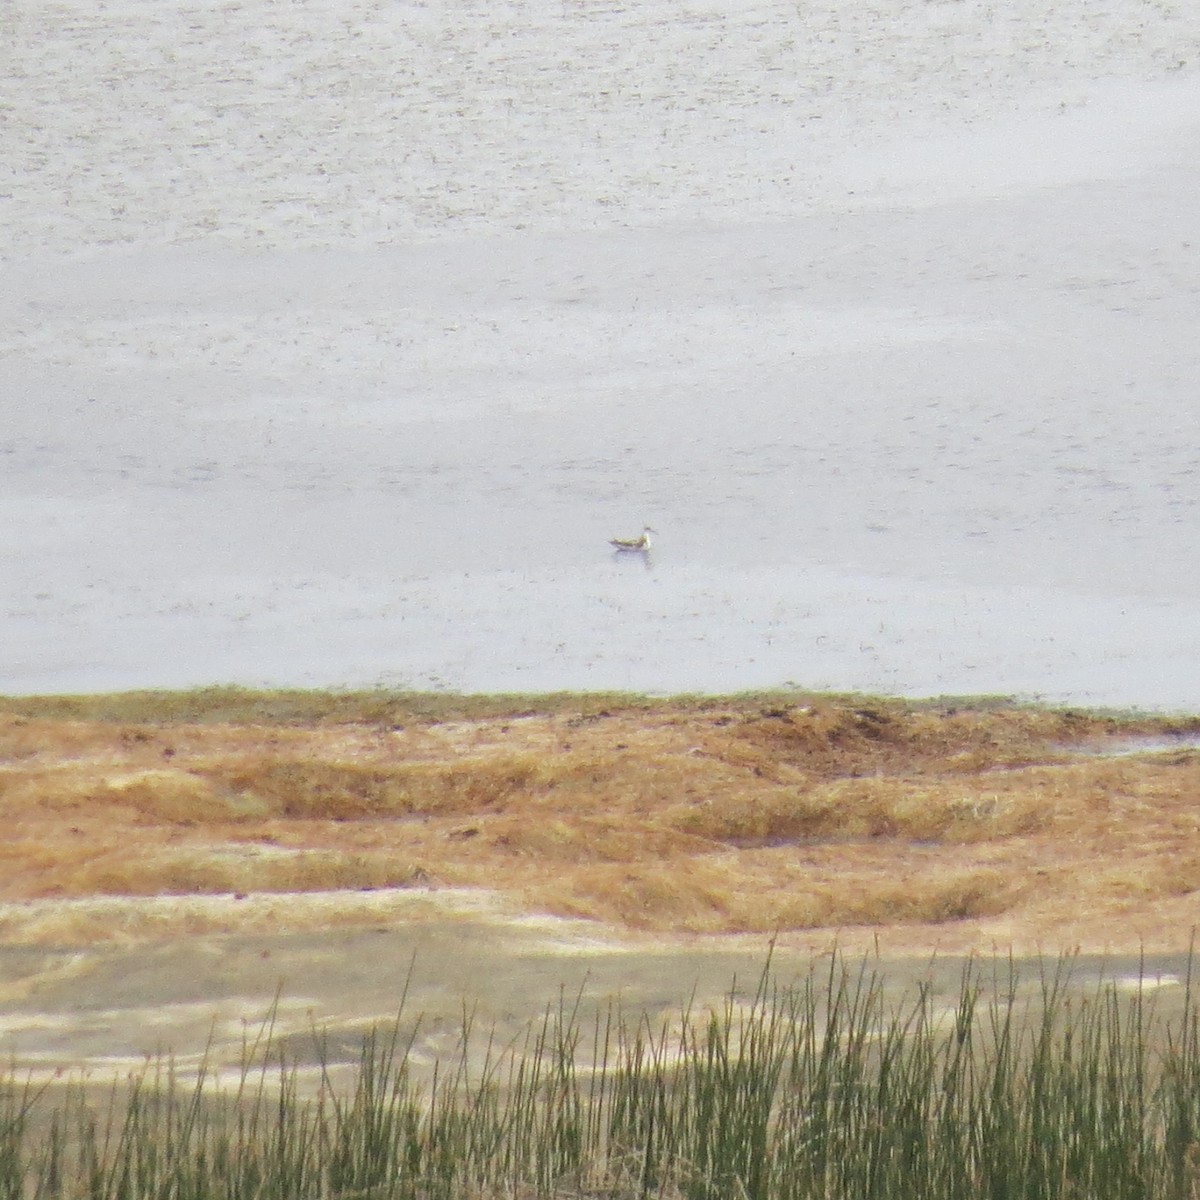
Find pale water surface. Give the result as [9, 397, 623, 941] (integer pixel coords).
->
[3, 0, 1200, 706]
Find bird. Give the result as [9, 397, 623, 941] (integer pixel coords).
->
[609, 525, 655, 553]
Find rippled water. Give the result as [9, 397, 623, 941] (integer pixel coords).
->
[3, 0, 1199, 706]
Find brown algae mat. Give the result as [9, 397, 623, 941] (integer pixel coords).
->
[2, 688, 1200, 956]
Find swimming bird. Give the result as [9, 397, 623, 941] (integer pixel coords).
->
[609, 525, 655, 553]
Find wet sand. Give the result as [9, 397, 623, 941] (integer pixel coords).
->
[4, 905, 1197, 1092]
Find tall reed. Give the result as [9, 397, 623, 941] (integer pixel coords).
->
[5, 953, 1200, 1199]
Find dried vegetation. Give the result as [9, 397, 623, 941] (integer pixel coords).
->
[1, 689, 1199, 948]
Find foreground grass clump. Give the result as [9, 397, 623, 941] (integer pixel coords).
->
[6, 956, 1200, 1199]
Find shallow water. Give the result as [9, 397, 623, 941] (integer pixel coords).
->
[3, 0, 1199, 707]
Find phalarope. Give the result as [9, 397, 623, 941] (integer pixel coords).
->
[609, 526, 655, 553]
